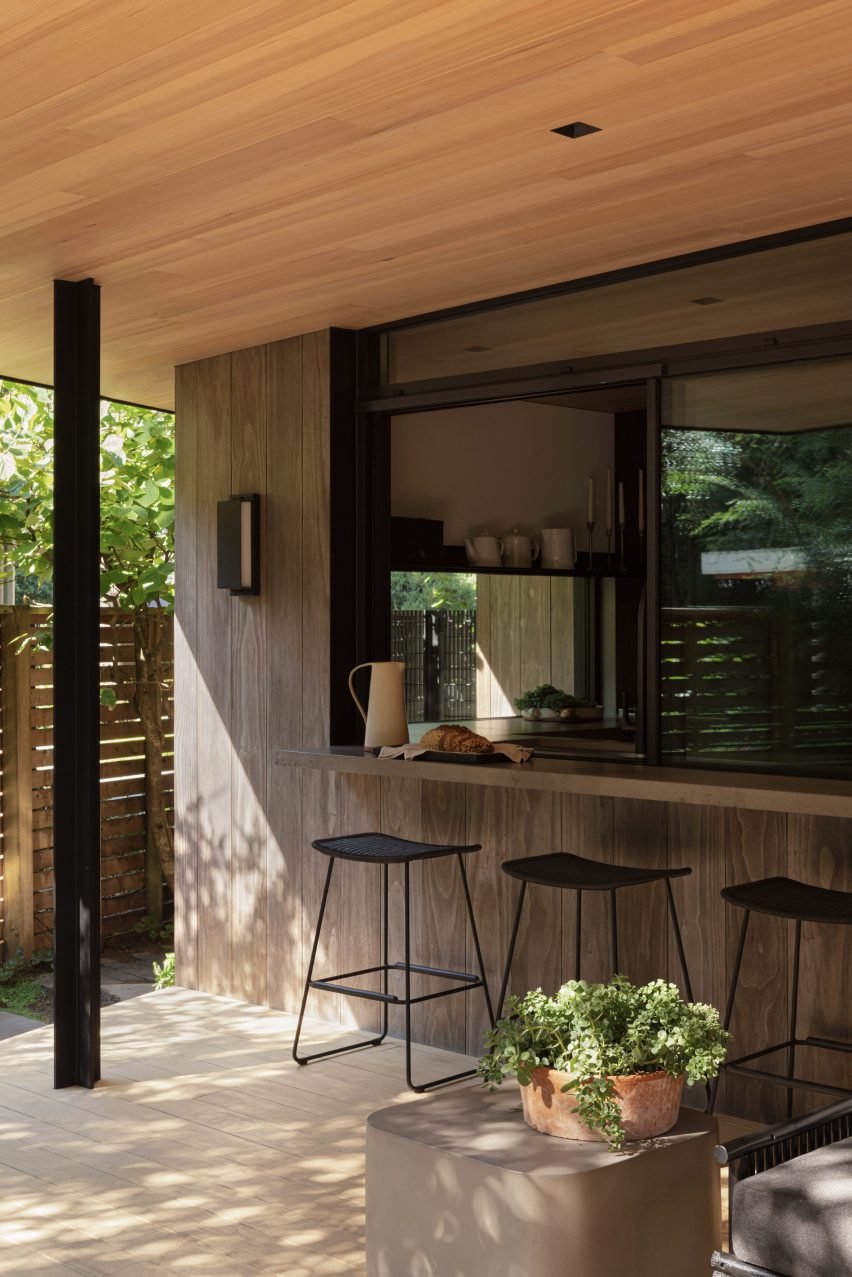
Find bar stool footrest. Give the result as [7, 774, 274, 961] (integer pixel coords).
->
[309, 960, 486, 1005]
[727, 1034, 852, 1070]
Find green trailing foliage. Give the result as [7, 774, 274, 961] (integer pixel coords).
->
[153, 952, 176, 990]
[478, 976, 729, 1150]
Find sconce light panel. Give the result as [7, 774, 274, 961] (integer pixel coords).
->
[217, 493, 260, 595]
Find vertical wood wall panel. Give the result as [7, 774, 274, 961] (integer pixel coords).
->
[611, 798, 669, 986]
[560, 794, 614, 985]
[380, 777, 469, 1051]
[550, 580, 575, 693]
[229, 346, 268, 1006]
[787, 814, 852, 1109]
[301, 330, 331, 748]
[265, 337, 306, 1013]
[300, 769, 382, 1033]
[666, 803, 726, 1005]
[725, 808, 789, 1122]
[465, 786, 561, 1054]
[175, 332, 333, 1014]
[519, 577, 549, 696]
[173, 363, 199, 987]
[474, 576, 493, 718]
[476, 575, 578, 714]
[193, 354, 233, 997]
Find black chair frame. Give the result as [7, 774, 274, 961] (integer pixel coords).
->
[710, 1095, 852, 1276]
[292, 853, 495, 1093]
[709, 910, 852, 1116]
[497, 871, 694, 1020]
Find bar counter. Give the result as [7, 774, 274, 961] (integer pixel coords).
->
[276, 746, 852, 818]
[275, 746, 852, 1122]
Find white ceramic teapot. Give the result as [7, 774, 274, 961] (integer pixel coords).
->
[465, 533, 504, 567]
[502, 529, 540, 569]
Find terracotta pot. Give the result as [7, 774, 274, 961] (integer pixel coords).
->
[520, 1067, 684, 1142]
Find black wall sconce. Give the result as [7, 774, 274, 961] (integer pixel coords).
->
[217, 493, 260, 595]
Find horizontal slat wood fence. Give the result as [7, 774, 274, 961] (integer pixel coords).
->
[0, 605, 173, 957]
[661, 605, 852, 760]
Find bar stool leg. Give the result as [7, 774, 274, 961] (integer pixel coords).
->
[496, 881, 527, 1019]
[787, 918, 802, 1119]
[610, 889, 619, 975]
[575, 890, 582, 981]
[404, 859, 413, 1090]
[665, 878, 695, 1002]
[458, 853, 495, 1030]
[380, 862, 389, 1042]
[402, 855, 495, 1094]
[293, 857, 387, 1067]
[709, 908, 751, 1114]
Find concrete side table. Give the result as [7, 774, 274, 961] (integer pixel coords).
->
[366, 1084, 721, 1277]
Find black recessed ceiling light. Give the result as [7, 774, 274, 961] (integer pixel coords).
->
[691, 296, 723, 305]
[463, 345, 491, 352]
[552, 121, 601, 139]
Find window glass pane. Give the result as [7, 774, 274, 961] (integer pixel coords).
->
[660, 360, 852, 776]
[387, 232, 852, 383]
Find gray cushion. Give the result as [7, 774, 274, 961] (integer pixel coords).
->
[732, 1135, 852, 1277]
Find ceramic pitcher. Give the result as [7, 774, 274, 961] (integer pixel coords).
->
[503, 529, 540, 569]
[540, 528, 576, 569]
[348, 661, 409, 748]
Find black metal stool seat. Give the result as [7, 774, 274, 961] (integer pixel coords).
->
[502, 851, 691, 891]
[312, 832, 481, 864]
[293, 831, 494, 1093]
[722, 876, 852, 925]
[711, 875, 852, 1117]
[497, 851, 695, 1019]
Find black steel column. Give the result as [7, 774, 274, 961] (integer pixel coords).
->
[53, 277, 101, 1089]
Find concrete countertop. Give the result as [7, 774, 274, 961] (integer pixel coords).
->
[275, 745, 852, 818]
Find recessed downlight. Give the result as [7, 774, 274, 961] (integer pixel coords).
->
[552, 121, 601, 139]
[691, 296, 723, 305]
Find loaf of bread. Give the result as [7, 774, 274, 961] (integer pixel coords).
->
[420, 724, 494, 754]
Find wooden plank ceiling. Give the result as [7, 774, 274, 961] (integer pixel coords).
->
[2, 0, 852, 409]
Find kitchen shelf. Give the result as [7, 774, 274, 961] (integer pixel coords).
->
[392, 547, 641, 578]
[393, 561, 633, 577]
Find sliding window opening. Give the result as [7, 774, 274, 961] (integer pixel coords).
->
[660, 359, 852, 777]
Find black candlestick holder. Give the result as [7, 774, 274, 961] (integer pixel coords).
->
[618, 522, 626, 573]
[586, 521, 594, 571]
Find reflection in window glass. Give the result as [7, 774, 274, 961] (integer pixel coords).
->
[660, 366, 852, 776]
[387, 233, 852, 383]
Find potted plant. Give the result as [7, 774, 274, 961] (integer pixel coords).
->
[477, 976, 729, 1150]
[514, 684, 602, 721]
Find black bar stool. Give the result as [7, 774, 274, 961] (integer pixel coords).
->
[292, 832, 495, 1093]
[709, 876, 852, 1116]
[497, 852, 695, 1018]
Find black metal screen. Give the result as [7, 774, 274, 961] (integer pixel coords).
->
[391, 609, 476, 722]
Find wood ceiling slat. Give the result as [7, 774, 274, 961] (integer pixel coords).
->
[0, 0, 851, 407]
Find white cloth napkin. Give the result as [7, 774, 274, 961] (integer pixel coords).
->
[378, 742, 533, 763]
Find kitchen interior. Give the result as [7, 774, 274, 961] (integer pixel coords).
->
[383, 350, 852, 776]
[389, 386, 649, 762]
